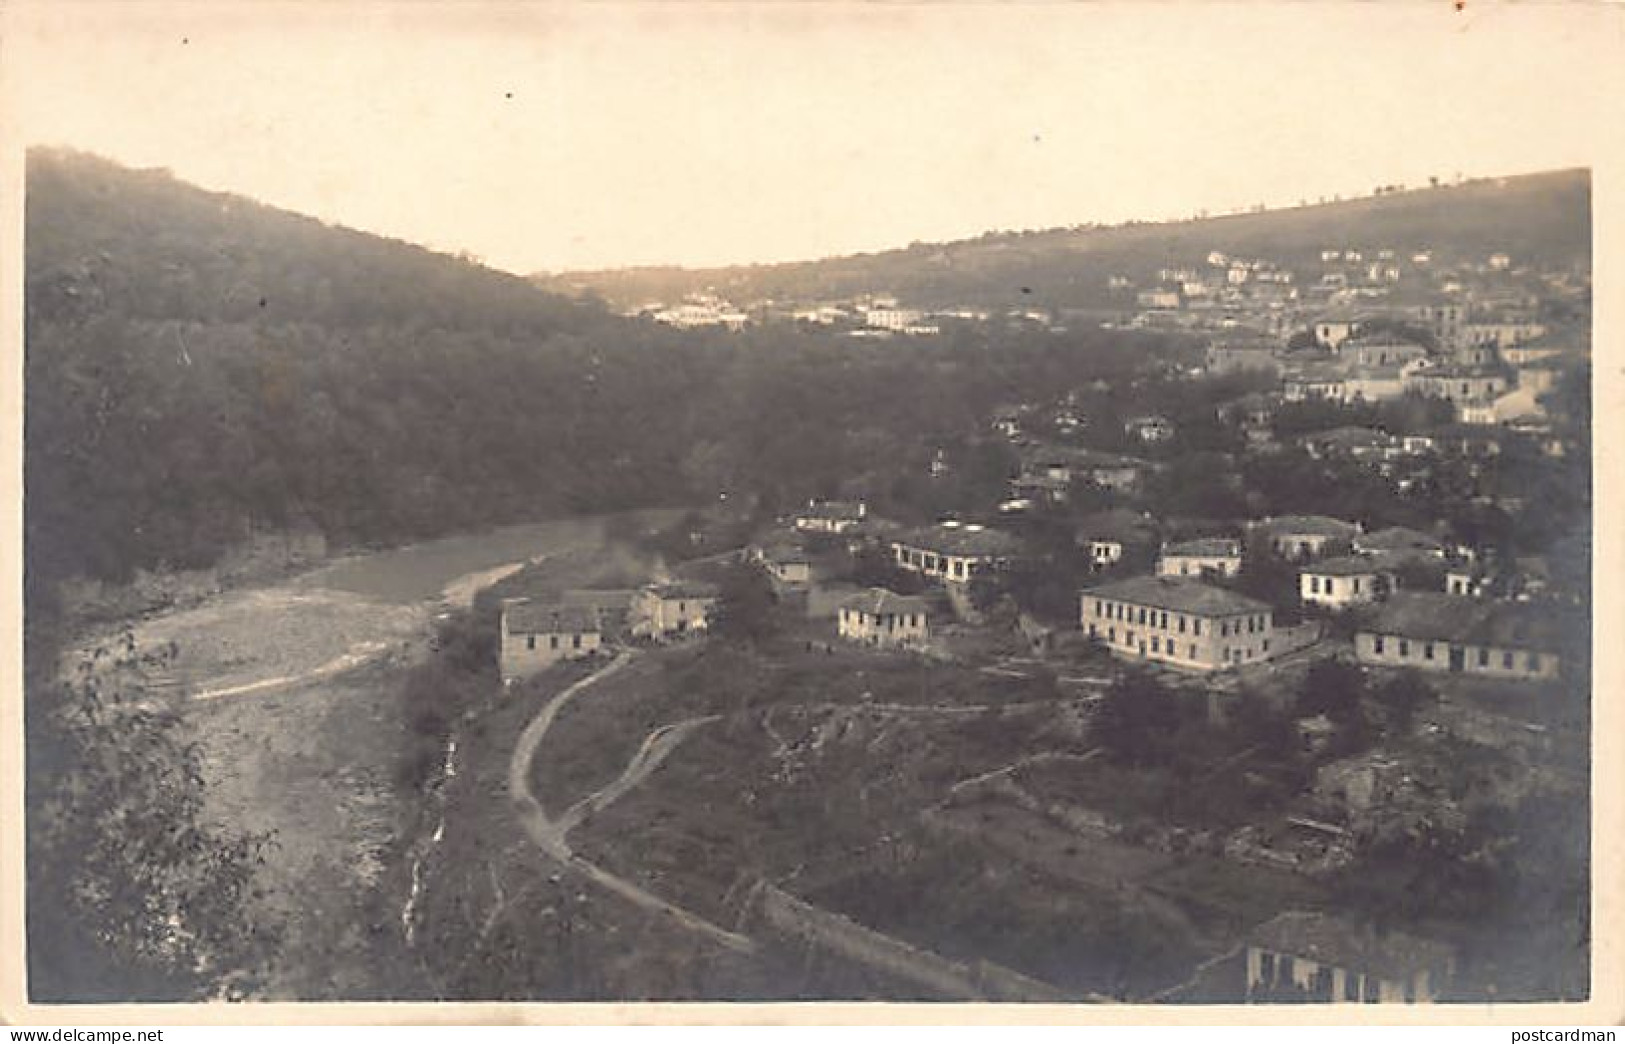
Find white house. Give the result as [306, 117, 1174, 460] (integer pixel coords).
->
[891, 524, 1020, 584]
[1156, 537, 1243, 579]
[837, 588, 930, 650]
[793, 499, 868, 535]
[1300, 556, 1385, 609]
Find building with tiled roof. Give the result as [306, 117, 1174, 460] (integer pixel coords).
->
[633, 581, 720, 640]
[1354, 591, 1565, 680]
[1245, 911, 1454, 1003]
[500, 599, 604, 685]
[891, 525, 1021, 584]
[1255, 515, 1361, 561]
[837, 588, 930, 650]
[1157, 537, 1243, 579]
[1081, 576, 1274, 671]
[793, 499, 868, 534]
[1299, 556, 1387, 609]
[1353, 527, 1445, 560]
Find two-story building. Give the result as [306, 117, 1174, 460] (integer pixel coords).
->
[1353, 591, 1563, 680]
[1081, 576, 1274, 671]
[499, 600, 604, 685]
[836, 588, 930, 650]
[632, 581, 720, 640]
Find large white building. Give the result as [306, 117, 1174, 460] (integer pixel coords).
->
[1299, 556, 1386, 609]
[1082, 576, 1274, 671]
[1353, 592, 1564, 680]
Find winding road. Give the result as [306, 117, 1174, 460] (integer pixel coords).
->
[506, 650, 755, 954]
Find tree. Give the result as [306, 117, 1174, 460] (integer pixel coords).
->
[1091, 668, 1182, 768]
[1371, 670, 1435, 735]
[706, 561, 779, 646]
[1295, 656, 1366, 724]
[27, 633, 280, 1000]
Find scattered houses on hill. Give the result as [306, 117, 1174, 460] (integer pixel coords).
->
[1081, 575, 1275, 671]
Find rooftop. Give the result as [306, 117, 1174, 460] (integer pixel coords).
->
[504, 600, 600, 635]
[1163, 537, 1242, 558]
[1084, 575, 1271, 618]
[1354, 527, 1445, 555]
[1259, 515, 1361, 539]
[1361, 591, 1567, 652]
[648, 580, 721, 601]
[894, 525, 1022, 558]
[1249, 911, 1454, 981]
[839, 587, 930, 617]
[1301, 555, 1383, 578]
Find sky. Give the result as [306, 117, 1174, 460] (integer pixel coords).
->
[5, 1, 1623, 275]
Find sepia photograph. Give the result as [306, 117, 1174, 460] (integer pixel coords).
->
[2, 0, 1620, 1024]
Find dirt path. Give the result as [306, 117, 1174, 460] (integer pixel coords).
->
[554, 715, 721, 836]
[507, 652, 754, 954]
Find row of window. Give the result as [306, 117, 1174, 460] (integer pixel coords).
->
[843, 610, 924, 631]
[1369, 634, 1542, 671]
[1091, 599, 1268, 638]
[1306, 574, 1364, 595]
[895, 547, 973, 579]
[524, 633, 588, 651]
[1088, 623, 1269, 663]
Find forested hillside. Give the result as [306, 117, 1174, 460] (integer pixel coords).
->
[537, 169, 1591, 310]
[24, 150, 1186, 614]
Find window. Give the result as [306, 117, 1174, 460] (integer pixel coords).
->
[1374, 635, 1385, 654]
[1503, 650, 1514, 669]
[1108, 628, 1116, 643]
[1345, 973, 1362, 1002]
[1527, 652, 1541, 671]
[1096, 599, 1104, 617]
[1399, 640, 1409, 658]
[1188, 644, 1197, 658]
[1193, 619, 1202, 637]
[1088, 624, 1097, 638]
[572, 634, 582, 649]
[1152, 637, 1161, 653]
[1309, 576, 1320, 594]
[1138, 607, 1147, 625]
[1221, 621, 1230, 637]
[1178, 616, 1187, 634]
[526, 635, 536, 650]
[1126, 631, 1135, 645]
[1424, 643, 1434, 661]
[1258, 952, 1276, 986]
[1353, 578, 1362, 593]
[1478, 647, 1489, 667]
[550, 635, 560, 650]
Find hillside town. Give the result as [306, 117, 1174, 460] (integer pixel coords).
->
[489, 239, 1590, 1004]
